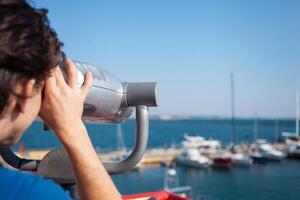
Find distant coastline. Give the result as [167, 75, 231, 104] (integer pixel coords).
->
[150, 114, 296, 122]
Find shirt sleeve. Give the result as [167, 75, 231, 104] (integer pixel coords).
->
[0, 168, 72, 200]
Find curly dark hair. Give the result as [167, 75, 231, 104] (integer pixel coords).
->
[0, 0, 63, 114]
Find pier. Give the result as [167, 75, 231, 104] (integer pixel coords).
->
[0, 147, 182, 168]
[0, 141, 296, 170]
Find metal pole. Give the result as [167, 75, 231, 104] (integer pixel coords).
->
[254, 112, 258, 142]
[296, 91, 299, 137]
[230, 72, 236, 146]
[274, 119, 279, 142]
[103, 105, 149, 175]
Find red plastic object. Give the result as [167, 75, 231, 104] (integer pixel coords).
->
[122, 190, 190, 200]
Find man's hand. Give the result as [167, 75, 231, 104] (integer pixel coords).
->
[39, 59, 92, 142]
[39, 59, 121, 200]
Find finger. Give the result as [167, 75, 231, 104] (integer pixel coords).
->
[54, 67, 68, 87]
[65, 59, 78, 88]
[81, 71, 93, 98]
[44, 72, 57, 91]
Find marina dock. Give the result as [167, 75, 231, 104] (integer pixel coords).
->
[0, 141, 296, 169]
[0, 147, 182, 168]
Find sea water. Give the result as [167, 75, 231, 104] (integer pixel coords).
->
[15, 119, 300, 200]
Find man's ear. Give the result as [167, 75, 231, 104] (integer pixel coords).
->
[16, 79, 36, 113]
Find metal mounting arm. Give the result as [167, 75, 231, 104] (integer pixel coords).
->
[103, 105, 149, 175]
[0, 147, 40, 171]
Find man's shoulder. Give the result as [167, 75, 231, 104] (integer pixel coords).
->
[0, 167, 71, 200]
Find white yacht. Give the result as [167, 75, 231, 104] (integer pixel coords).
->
[174, 148, 212, 169]
[183, 134, 221, 148]
[230, 153, 253, 167]
[287, 143, 300, 159]
[258, 143, 285, 161]
[183, 134, 221, 154]
[182, 134, 233, 168]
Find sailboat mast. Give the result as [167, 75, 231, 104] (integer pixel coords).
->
[296, 91, 299, 137]
[274, 118, 279, 142]
[254, 112, 258, 142]
[230, 72, 236, 145]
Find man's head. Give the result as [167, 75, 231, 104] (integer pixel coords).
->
[0, 0, 62, 146]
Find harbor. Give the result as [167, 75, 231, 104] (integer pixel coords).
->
[1, 136, 297, 168]
[1, 118, 300, 200]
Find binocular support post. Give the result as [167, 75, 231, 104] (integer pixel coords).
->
[0, 105, 149, 176]
[104, 105, 149, 174]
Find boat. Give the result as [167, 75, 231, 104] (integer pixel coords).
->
[284, 134, 300, 159]
[226, 144, 253, 167]
[174, 147, 212, 169]
[183, 134, 221, 149]
[230, 153, 253, 167]
[249, 114, 268, 164]
[226, 73, 252, 167]
[123, 165, 192, 200]
[249, 151, 267, 164]
[287, 143, 300, 159]
[251, 115, 285, 162]
[183, 134, 221, 156]
[282, 92, 300, 159]
[122, 190, 191, 200]
[211, 154, 232, 168]
[259, 144, 285, 161]
[281, 92, 300, 141]
[256, 142, 285, 161]
[182, 134, 231, 168]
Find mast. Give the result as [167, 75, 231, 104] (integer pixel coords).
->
[254, 112, 258, 142]
[230, 72, 236, 146]
[274, 118, 279, 142]
[296, 91, 299, 137]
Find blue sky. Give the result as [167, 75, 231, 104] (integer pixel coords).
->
[33, 0, 300, 118]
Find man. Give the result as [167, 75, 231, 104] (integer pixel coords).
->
[0, 0, 121, 199]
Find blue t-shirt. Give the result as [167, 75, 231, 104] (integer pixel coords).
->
[0, 167, 71, 200]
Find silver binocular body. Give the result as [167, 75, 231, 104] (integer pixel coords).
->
[65, 61, 158, 123]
